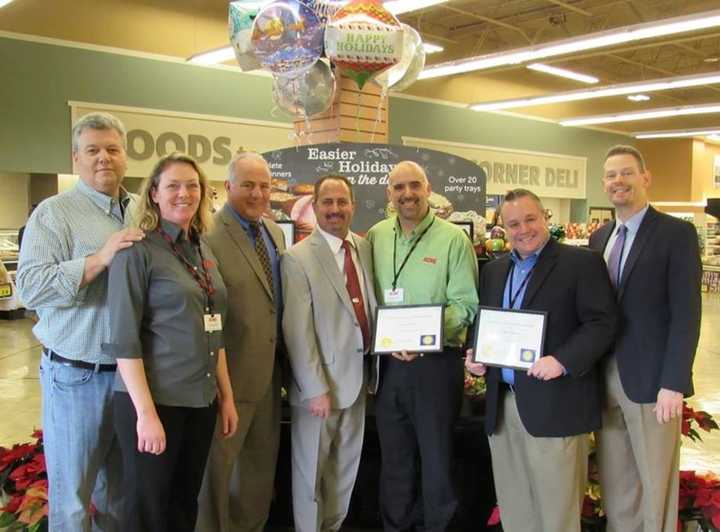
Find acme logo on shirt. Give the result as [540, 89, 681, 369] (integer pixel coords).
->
[423, 256, 437, 265]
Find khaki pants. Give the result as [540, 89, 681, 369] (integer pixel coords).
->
[489, 391, 588, 532]
[595, 356, 680, 532]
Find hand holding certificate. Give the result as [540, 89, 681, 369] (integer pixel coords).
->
[472, 306, 547, 370]
[372, 305, 444, 355]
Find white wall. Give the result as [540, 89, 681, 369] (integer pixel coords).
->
[0, 172, 30, 229]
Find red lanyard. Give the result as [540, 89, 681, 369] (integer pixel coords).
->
[157, 228, 216, 312]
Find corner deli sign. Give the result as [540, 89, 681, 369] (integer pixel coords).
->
[262, 143, 487, 232]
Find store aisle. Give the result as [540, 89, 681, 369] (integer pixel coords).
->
[2, 295, 720, 470]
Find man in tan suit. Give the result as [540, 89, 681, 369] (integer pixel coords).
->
[197, 152, 285, 532]
[281, 175, 377, 532]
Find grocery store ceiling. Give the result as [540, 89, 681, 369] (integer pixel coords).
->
[3, 0, 720, 135]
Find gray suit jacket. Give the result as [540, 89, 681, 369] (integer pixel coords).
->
[206, 204, 286, 403]
[281, 228, 378, 409]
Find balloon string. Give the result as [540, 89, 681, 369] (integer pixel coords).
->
[303, 113, 312, 146]
[355, 89, 361, 137]
[371, 83, 388, 142]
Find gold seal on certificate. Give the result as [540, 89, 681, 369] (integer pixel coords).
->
[472, 306, 547, 370]
[372, 305, 445, 355]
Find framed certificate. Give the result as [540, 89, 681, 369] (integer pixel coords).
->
[372, 304, 444, 355]
[276, 220, 296, 246]
[452, 220, 474, 241]
[472, 306, 547, 370]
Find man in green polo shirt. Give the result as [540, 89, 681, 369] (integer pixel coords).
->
[367, 160, 479, 532]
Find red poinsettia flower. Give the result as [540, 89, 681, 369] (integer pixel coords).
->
[487, 505, 501, 526]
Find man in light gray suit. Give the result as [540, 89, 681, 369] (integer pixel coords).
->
[281, 175, 377, 532]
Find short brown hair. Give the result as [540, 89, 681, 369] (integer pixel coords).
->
[500, 188, 544, 211]
[605, 145, 646, 172]
[313, 174, 355, 203]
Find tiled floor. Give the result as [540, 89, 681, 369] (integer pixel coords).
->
[2, 295, 720, 473]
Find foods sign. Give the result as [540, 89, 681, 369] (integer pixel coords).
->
[262, 142, 487, 233]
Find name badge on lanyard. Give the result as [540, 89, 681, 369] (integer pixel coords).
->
[384, 288, 405, 304]
[204, 313, 222, 333]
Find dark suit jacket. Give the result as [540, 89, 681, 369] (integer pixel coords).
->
[482, 238, 617, 437]
[589, 206, 701, 403]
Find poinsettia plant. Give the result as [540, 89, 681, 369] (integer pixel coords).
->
[678, 470, 720, 531]
[0, 429, 48, 532]
[464, 369, 486, 397]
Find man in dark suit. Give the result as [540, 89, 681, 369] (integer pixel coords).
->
[467, 188, 616, 532]
[589, 145, 701, 532]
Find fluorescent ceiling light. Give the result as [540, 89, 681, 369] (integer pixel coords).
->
[634, 127, 720, 139]
[383, 0, 447, 15]
[188, 46, 237, 65]
[423, 42, 444, 54]
[470, 71, 720, 111]
[527, 63, 598, 83]
[561, 102, 720, 126]
[420, 9, 720, 80]
[628, 94, 651, 101]
[708, 134, 720, 141]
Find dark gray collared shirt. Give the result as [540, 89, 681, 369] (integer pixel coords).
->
[103, 219, 227, 408]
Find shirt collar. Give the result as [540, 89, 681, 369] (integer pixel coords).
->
[75, 178, 131, 216]
[227, 202, 263, 233]
[317, 226, 353, 255]
[393, 208, 435, 241]
[159, 218, 194, 243]
[510, 236, 549, 266]
[616, 204, 649, 236]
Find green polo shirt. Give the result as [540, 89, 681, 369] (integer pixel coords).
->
[367, 210, 479, 347]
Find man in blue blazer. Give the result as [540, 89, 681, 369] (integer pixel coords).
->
[589, 145, 701, 532]
[467, 188, 617, 532]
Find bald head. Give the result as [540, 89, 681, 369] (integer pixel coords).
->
[387, 160, 431, 227]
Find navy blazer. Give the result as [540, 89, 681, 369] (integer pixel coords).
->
[481, 238, 617, 437]
[589, 206, 701, 403]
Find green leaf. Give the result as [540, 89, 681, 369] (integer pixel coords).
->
[0, 511, 18, 526]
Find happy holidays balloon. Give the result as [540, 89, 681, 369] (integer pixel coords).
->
[251, 0, 324, 77]
[324, 0, 403, 89]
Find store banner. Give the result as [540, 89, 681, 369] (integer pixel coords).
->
[261, 142, 487, 233]
[403, 136, 586, 200]
[69, 101, 294, 180]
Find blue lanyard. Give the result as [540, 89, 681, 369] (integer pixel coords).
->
[508, 262, 536, 309]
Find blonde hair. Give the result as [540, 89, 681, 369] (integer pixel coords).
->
[133, 153, 213, 234]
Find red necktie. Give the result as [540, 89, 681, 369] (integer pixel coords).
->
[341, 240, 370, 352]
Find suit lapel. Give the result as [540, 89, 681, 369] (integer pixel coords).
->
[220, 205, 273, 300]
[522, 239, 559, 308]
[595, 221, 615, 253]
[489, 257, 512, 306]
[309, 230, 356, 317]
[265, 220, 286, 253]
[617, 206, 658, 300]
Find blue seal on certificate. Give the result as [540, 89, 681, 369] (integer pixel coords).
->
[420, 335, 436, 346]
[520, 349, 536, 363]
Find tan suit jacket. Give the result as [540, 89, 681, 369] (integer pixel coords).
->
[281, 228, 378, 409]
[206, 204, 286, 402]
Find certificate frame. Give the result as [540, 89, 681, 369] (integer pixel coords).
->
[371, 304, 445, 355]
[472, 306, 547, 370]
[276, 220, 296, 246]
[452, 220, 474, 241]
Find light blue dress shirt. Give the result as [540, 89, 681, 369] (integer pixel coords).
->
[501, 246, 543, 385]
[602, 204, 649, 279]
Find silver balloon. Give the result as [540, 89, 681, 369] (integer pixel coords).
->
[378, 23, 426, 92]
[272, 59, 337, 117]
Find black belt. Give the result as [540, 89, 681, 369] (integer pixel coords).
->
[44, 349, 117, 372]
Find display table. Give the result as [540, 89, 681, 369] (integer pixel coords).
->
[267, 396, 497, 531]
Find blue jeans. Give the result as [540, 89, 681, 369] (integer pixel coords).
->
[40, 354, 123, 531]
